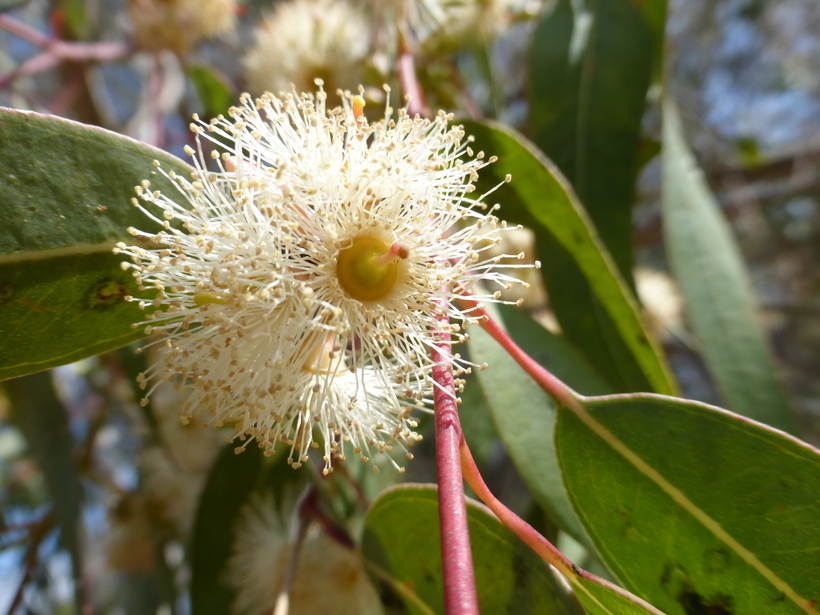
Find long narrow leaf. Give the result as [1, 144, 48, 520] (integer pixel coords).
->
[661, 100, 798, 434]
[462, 119, 675, 395]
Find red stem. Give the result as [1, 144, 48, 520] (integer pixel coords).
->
[459, 438, 575, 575]
[465, 300, 579, 408]
[459, 438, 663, 613]
[432, 308, 479, 614]
[0, 16, 129, 89]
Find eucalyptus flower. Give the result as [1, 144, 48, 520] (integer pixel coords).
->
[227, 494, 384, 615]
[243, 0, 370, 100]
[116, 86, 533, 471]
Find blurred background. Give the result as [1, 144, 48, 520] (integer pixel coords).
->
[0, 0, 818, 612]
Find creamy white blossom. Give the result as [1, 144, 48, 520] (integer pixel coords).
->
[226, 494, 384, 615]
[116, 86, 533, 472]
[243, 0, 370, 99]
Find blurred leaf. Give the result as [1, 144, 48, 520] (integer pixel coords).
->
[188, 65, 235, 120]
[0, 107, 192, 380]
[189, 444, 264, 615]
[57, 0, 88, 40]
[362, 484, 585, 615]
[462, 119, 675, 395]
[5, 371, 83, 611]
[189, 445, 309, 615]
[661, 101, 799, 434]
[555, 392, 820, 615]
[469, 304, 611, 546]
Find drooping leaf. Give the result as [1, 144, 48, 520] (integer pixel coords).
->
[529, 0, 664, 279]
[469, 303, 613, 545]
[0, 107, 192, 380]
[361, 484, 585, 615]
[661, 100, 799, 434]
[555, 392, 820, 615]
[525, 0, 668, 393]
[461, 119, 675, 395]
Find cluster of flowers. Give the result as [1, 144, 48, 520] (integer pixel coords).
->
[128, 0, 534, 95]
[116, 86, 532, 472]
[243, 0, 528, 97]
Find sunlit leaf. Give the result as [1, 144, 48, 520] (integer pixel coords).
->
[556, 392, 820, 615]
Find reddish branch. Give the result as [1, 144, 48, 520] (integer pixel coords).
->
[0, 15, 129, 89]
[431, 307, 479, 615]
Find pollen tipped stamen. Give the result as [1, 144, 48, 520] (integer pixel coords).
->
[373, 243, 409, 266]
[352, 95, 366, 126]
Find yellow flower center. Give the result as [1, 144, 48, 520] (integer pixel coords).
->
[336, 236, 408, 302]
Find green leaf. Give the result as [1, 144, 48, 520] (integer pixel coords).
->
[555, 392, 820, 615]
[461, 119, 675, 395]
[361, 484, 585, 615]
[188, 65, 235, 120]
[57, 0, 89, 38]
[661, 100, 799, 434]
[526, 0, 668, 394]
[0, 107, 193, 380]
[5, 371, 83, 613]
[529, 0, 663, 278]
[189, 444, 308, 615]
[570, 577, 664, 615]
[189, 445, 264, 615]
[469, 304, 613, 544]
[0, 252, 146, 381]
